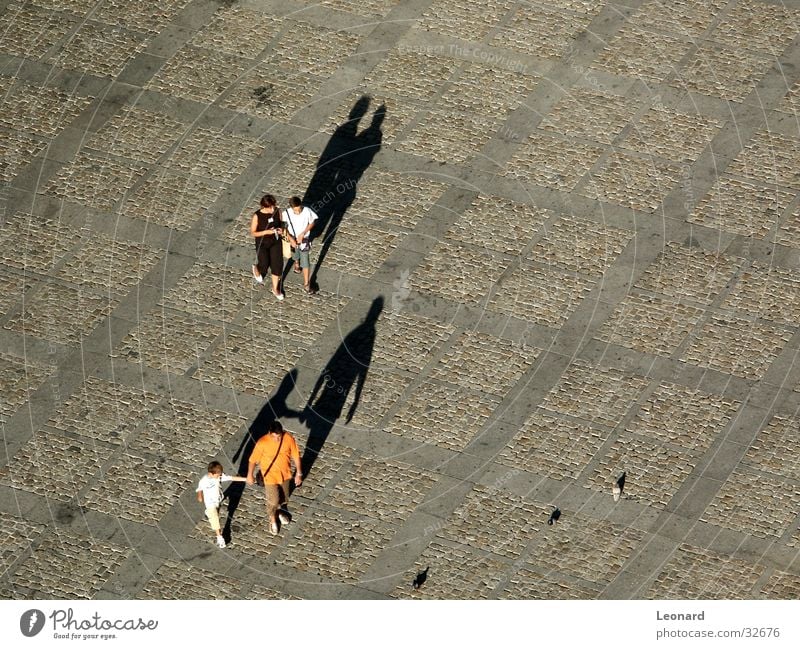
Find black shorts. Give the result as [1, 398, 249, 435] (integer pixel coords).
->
[255, 241, 282, 277]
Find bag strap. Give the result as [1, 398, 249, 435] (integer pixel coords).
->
[284, 208, 300, 240]
[260, 433, 284, 480]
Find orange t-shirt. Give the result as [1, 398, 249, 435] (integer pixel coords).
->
[249, 433, 300, 484]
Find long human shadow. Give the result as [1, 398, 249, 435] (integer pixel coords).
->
[300, 297, 384, 477]
[222, 369, 300, 542]
[304, 95, 385, 290]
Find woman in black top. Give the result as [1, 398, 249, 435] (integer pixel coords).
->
[251, 194, 285, 300]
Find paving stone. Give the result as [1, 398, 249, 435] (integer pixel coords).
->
[775, 205, 800, 248]
[586, 432, 698, 508]
[0, 429, 115, 500]
[0, 269, 32, 316]
[124, 168, 227, 231]
[621, 107, 722, 163]
[364, 310, 454, 374]
[140, 559, 242, 599]
[727, 130, 800, 190]
[409, 239, 511, 302]
[417, 0, 514, 41]
[46, 21, 149, 78]
[82, 452, 196, 525]
[295, 441, 357, 502]
[583, 151, 685, 212]
[322, 90, 419, 145]
[146, 45, 251, 103]
[244, 585, 301, 600]
[439, 64, 539, 119]
[505, 133, 604, 191]
[44, 152, 149, 211]
[307, 367, 413, 429]
[0, 130, 47, 183]
[493, 7, 593, 59]
[239, 292, 351, 339]
[722, 262, 800, 325]
[194, 329, 308, 396]
[626, 382, 741, 454]
[531, 215, 633, 277]
[222, 66, 324, 122]
[701, 469, 800, 539]
[435, 485, 545, 559]
[776, 80, 800, 115]
[10, 531, 129, 599]
[446, 194, 551, 255]
[114, 308, 222, 374]
[0, 351, 55, 424]
[279, 507, 397, 583]
[541, 360, 649, 427]
[345, 171, 449, 231]
[268, 22, 360, 77]
[635, 242, 741, 305]
[742, 414, 800, 482]
[383, 380, 501, 451]
[0, 76, 93, 137]
[86, 106, 185, 163]
[30, 0, 96, 11]
[0, 516, 45, 577]
[398, 109, 500, 164]
[323, 219, 407, 278]
[647, 544, 764, 599]
[392, 540, 509, 599]
[167, 127, 265, 183]
[502, 565, 601, 599]
[711, 0, 800, 55]
[539, 88, 637, 144]
[674, 45, 773, 101]
[159, 261, 257, 322]
[59, 232, 162, 294]
[130, 399, 247, 466]
[46, 376, 162, 445]
[527, 513, 644, 587]
[327, 456, 438, 525]
[363, 51, 454, 102]
[596, 294, 704, 356]
[4, 284, 118, 345]
[190, 6, 280, 58]
[760, 570, 800, 599]
[688, 176, 794, 239]
[498, 410, 610, 480]
[680, 315, 792, 380]
[489, 264, 595, 327]
[429, 331, 541, 397]
[629, 0, 726, 38]
[322, 0, 400, 17]
[0, 3, 80, 59]
[591, 26, 692, 83]
[93, 0, 191, 34]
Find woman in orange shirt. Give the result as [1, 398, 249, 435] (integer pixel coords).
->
[246, 420, 303, 535]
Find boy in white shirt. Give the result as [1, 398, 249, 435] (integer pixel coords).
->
[282, 196, 319, 294]
[196, 461, 246, 548]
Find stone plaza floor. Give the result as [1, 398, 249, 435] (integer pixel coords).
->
[2, 0, 800, 600]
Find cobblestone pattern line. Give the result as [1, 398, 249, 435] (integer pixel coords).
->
[712, 0, 800, 55]
[429, 332, 542, 397]
[635, 242, 742, 305]
[165, 128, 265, 184]
[140, 560, 243, 599]
[190, 6, 280, 58]
[398, 109, 500, 164]
[294, 441, 357, 502]
[160, 262, 257, 322]
[383, 380, 501, 451]
[369, 311, 455, 374]
[502, 565, 601, 599]
[596, 294, 704, 356]
[743, 414, 800, 482]
[0, 131, 47, 183]
[539, 88, 635, 144]
[674, 45, 773, 101]
[0, 77, 93, 137]
[0, 4, 80, 59]
[46, 22, 149, 78]
[498, 410, 610, 480]
[0, 352, 54, 424]
[491, 8, 593, 59]
[722, 262, 800, 325]
[93, 0, 191, 33]
[775, 205, 800, 248]
[760, 570, 800, 599]
[417, 0, 514, 41]
[4, 284, 119, 345]
[505, 133, 604, 191]
[47, 376, 162, 445]
[0, 516, 45, 578]
[541, 361, 649, 427]
[440, 64, 539, 119]
[10, 532, 129, 599]
[679, 316, 793, 380]
[0, 270, 32, 316]
[621, 107, 722, 163]
[268, 22, 360, 77]
[86, 107, 185, 164]
[592, 27, 692, 83]
[727, 131, 800, 190]
[647, 544, 764, 599]
[629, 0, 725, 38]
[222, 67, 323, 123]
[701, 469, 800, 539]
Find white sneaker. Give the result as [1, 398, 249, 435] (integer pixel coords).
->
[216, 536, 226, 549]
[252, 265, 263, 284]
[270, 521, 279, 536]
[273, 290, 284, 301]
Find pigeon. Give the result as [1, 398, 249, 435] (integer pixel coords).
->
[412, 566, 429, 590]
[613, 472, 626, 502]
[547, 507, 561, 525]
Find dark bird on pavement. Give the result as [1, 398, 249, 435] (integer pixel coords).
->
[412, 566, 429, 589]
[547, 507, 561, 525]
[613, 472, 626, 502]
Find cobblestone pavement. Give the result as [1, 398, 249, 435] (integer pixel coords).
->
[2, 0, 800, 601]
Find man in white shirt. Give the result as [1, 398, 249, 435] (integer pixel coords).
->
[282, 196, 319, 294]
